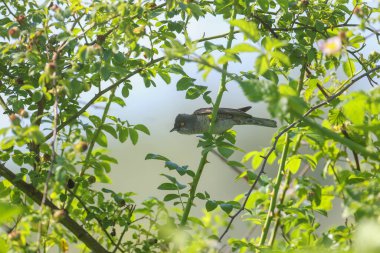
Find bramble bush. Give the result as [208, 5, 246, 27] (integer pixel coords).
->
[0, 0, 379, 252]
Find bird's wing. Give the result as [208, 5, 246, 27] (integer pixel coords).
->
[193, 107, 252, 118]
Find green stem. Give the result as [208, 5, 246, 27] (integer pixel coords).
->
[180, 5, 237, 226]
[298, 114, 379, 161]
[259, 133, 290, 247]
[66, 88, 116, 211]
[268, 171, 291, 246]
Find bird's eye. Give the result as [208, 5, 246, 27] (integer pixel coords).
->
[180, 122, 185, 127]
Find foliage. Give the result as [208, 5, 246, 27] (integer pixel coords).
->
[0, 0, 379, 252]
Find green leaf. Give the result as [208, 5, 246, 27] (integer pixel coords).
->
[271, 51, 290, 66]
[158, 70, 171, 84]
[102, 124, 118, 139]
[100, 66, 111, 80]
[0, 237, 9, 253]
[32, 91, 43, 102]
[119, 126, 128, 143]
[96, 131, 108, 147]
[286, 156, 302, 174]
[177, 77, 195, 91]
[1, 138, 15, 150]
[230, 19, 260, 42]
[217, 146, 234, 159]
[220, 203, 233, 214]
[239, 79, 277, 102]
[328, 108, 346, 126]
[157, 182, 182, 190]
[112, 97, 126, 107]
[78, 45, 88, 62]
[226, 43, 260, 54]
[0, 202, 22, 223]
[257, 0, 269, 12]
[129, 128, 138, 145]
[163, 194, 180, 201]
[205, 200, 218, 212]
[196, 192, 206, 200]
[121, 85, 130, 98]
[343, 59, 356, 77]
[255, 54, 269, 75]
[186, 85, 207, 99]
[165, 161, 179, 171]
[145, 153, 170, 161]
[204, 41, 224, 52]
[134, 124, 150, 135]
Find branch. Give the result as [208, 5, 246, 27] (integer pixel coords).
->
[44, 57, 165, 141]
[1, 0, 16, 19]
[180, 1, 238, 226]
[252, 14, 279, 39]
[218, 65, 380, 241]
[68, 190, 124, 252]
[0, 163, 110, 253]
[258, 133, 290, 246]
[65, 87, 117, 210]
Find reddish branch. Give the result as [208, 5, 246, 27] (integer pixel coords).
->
[0, 163, 110, 253]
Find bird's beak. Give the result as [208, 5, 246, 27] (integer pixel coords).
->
[170, 127, 177, 132]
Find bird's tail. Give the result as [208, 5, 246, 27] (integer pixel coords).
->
[244, 117, 277, 128]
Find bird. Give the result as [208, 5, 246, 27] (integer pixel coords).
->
[170, 106, 277, 134]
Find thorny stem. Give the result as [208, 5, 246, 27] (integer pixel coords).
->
[258, 133, 290, 247]
[180, 1, 237, 226]
[218, 65, 380, 241]
[65, 88, 116, 211]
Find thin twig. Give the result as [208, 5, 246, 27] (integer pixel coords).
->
[341, 129, 361, 171]
[218, 65, 380, 241]
[179, 2, 238, 226]
[252, 14, 279, 39]
[0, 163, 110, 253]
[1, 0, 16, 19]
[112, 205, 135, 253]
[210, 149, 247, 181]
[38, 53, 60, 249]
[68, 190, 124, 251]
[44, 56, 165, 141]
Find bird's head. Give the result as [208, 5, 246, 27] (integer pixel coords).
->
[170, 114, 196, 134]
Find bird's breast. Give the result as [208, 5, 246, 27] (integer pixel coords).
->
[196, 115, 235, 134]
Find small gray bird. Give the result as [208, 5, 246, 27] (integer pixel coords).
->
[170, 106, 277, 134]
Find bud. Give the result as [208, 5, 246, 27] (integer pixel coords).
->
[74, 141, 88, 152]
[96, 35, 106, 44]
[132, 25, 145, 36]
[50, 4, 60, 11]
[16, 15, 26, 24]
[307, 191, 315, 202]
[41, 153, 51, 163]
[8, 230, 21, 241]
[117, 199, 126, 207]
[338, 31, 346, 41]
[18, 108, 29, 118]
[9, 113, 20, 125]
[353, 6, 364, 17]
[9, 113, 17, 121]
[44, 62, 56, 75]
[110, 228, 116, 237]
[87, 175, 96, 184]
[53, 209, 66, 221]
[8, 27, 20, 38]
[67, 178, 75, 189]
